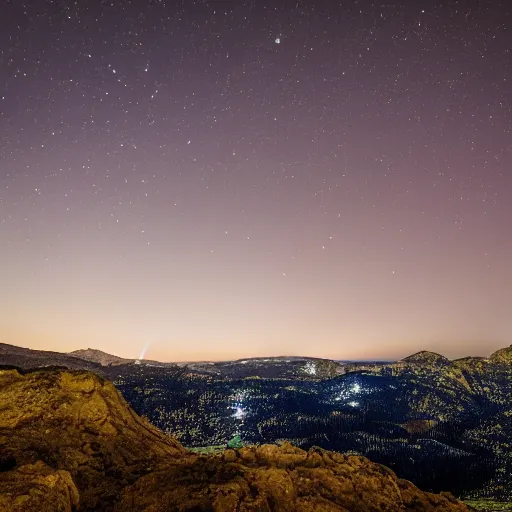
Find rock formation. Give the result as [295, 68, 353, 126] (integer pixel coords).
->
[0, 461, 79, 512]
[117, 443, 470, 512]
[0, 368, 470, 511]
[0, 368, 184, 510]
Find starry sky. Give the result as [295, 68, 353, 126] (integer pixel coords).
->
[1, 0, 511, 362]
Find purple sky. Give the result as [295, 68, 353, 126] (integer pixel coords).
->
[1, 1, 511, 362]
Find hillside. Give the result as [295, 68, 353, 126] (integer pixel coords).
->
[490, 345, 512, 364]
[0, 343, 102, 371]
[0, 368, 470, 511]
[69, 348, 134, 366]
[401, 350, 451, 366]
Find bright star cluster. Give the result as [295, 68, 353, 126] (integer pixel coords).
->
[0, 1, 511, 361]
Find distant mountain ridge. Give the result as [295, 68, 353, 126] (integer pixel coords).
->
[0, 342, 102, 371]
[401, 350, 451, 365]
[2, 341, 510, 369]
[68, 348, 134, 366]
[1, 342, 511, 383]
[0, 343, 346, 380]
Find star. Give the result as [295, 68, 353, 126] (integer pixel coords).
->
[0, 0, 508, 364]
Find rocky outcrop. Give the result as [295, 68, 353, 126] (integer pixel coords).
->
[0, 368, 184, 510]
[0, 461, 79, 512]
[0, 368, 470, 511]
[117, 443, 469, 512]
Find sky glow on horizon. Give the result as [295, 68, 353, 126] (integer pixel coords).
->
[1, 1, 511, 362]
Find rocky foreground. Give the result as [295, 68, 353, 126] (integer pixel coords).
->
[0, 368, 470, 511]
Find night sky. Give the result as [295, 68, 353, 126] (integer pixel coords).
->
[1, 1, 511, 362]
